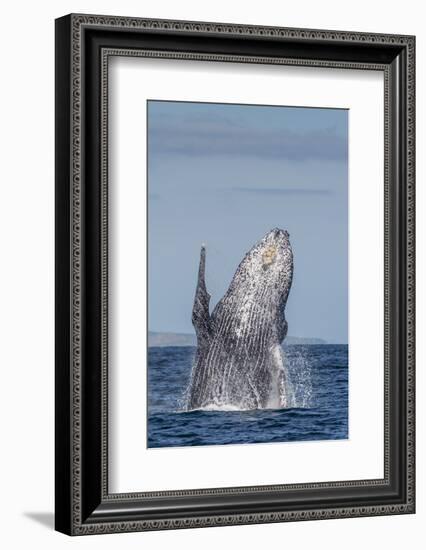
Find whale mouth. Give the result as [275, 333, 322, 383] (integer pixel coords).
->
[267, 227, 290, 243]
[272, 227, 289, 237]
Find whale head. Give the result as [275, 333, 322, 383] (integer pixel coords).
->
[231, 228, 293, 307]
[208, 228, 293, 346]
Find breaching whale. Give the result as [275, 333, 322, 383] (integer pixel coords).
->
[186, 228, 294, 411]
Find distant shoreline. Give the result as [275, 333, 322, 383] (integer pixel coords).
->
[148, 331, 345, 347]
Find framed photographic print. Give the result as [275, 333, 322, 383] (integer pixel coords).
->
[55, 14, 415, 535]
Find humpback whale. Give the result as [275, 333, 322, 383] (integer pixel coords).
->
[186, 228, 294, 411]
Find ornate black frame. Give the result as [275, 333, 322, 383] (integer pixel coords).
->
[55, 14, 415, 535]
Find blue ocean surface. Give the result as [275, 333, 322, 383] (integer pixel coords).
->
[147, 344, 348, 448]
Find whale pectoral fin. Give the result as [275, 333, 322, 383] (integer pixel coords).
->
[277, 317, 288, 344]
[192, 246, 212, 345]
[271, 344, 294, 409]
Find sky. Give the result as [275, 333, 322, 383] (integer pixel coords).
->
[148, 100, 348, 343]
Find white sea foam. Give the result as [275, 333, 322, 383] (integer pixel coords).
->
[191, 403, 243, 412]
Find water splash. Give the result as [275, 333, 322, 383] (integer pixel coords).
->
[286, 346, 313, 408]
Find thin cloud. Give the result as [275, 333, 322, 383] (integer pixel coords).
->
[235, 187, 333, 196]
[148, 114, 347, 162]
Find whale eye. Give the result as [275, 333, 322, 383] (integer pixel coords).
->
[262, 246, 277, 267]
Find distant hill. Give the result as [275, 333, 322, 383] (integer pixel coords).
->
[285, 336, 327, 345]
[148, 331, 327, 347]
[148, 332, 196, 347]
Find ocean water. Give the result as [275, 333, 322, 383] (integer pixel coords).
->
[147, 344, 348, 448]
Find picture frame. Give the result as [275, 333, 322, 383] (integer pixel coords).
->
[55, 13, 415, 535]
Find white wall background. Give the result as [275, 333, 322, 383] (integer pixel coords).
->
[0, 0, 422, 548]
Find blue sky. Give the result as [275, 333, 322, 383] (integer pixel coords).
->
[148, 101, 348, 343]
